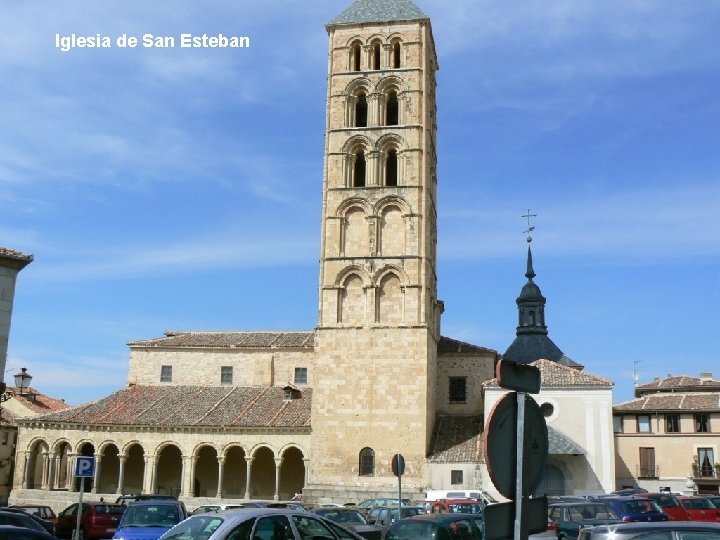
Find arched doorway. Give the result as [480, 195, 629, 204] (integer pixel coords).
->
[222, 446, 247, 499]
[534, 463, 566, 496]
[155, 445, 182, 497]
[249, 447, 275, 499]
[278, 447, 305, 501]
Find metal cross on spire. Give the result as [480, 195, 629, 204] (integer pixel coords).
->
[522, 209, 537, 243]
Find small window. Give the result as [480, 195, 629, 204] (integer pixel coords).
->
[698, 448, 715, 476]
[451, 470, 463, 485]
[639, 447, 656, 478]
[353, 150, 366, 187]
[220, 366, 233, 385]
[385, 150, 398, 186]
[372, 42, 381, 70]
[351, 43, 361, 71]
[392, 42, 401, 68]
[359, 447, 375, 476]
[665, 413, 680, 433]
[355, 93, 368, 127]
[294, 367, 308, 385]
[386, 91, 399, 125]
[160, 365, 172, 383]
[694, 413, 710, 433]
[613, 416, 623, 433]
[449, 377, 467, 404]
[1, 431, 8, 445]
[637, 415, 651, 433]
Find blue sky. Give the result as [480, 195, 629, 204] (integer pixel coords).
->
[2, 0, 719, 406]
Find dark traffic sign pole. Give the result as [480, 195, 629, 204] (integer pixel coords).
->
[392, 453, 405, 518]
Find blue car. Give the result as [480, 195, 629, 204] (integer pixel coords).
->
[112, 500, 188, 540]
[599, 497, 668, 523]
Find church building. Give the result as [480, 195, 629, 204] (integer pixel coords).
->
[9, 0, 615, 509]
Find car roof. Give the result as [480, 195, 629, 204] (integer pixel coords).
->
[591, 521, 720, 533]
[399, 513, 480, 523]
[127, 500, 184, 507]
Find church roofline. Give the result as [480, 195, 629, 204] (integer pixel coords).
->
[327, 0, 429, 28]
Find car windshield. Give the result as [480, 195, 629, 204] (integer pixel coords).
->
[569, 505, 618, 520]
[161, 515, 225, 540]
[122, 505, 181, 527]
[448, 504, 483, 514]
[386, 521, 437, 540]
[650, 495, 679, 508]
[319, 511, 366, 525]
[620, 500, 658, 514]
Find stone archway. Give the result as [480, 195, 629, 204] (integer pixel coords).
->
[155, 445, 182, 497]
[279, 447, 305, 500]
[534, 463, 566, 496]
[98, 444, 120, 494]
[222, 446, 247, 499]
[249, 447, 275, 499]
[26, 439, 49, 489]
[194, 445, 218, 498]
[74, 442, 95, 492]
[123, 443, 145, 494]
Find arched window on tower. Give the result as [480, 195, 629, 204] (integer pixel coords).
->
[355, 93, 368, 127]
[386, 150, 398, 186]
[372, 42, 381, 70]
[359, 447, 375, 476]
[353, 150, 366, 187]
[386, 91, 399, 126]
[351, 42, 362, 71]
[392, 41, 401, 68]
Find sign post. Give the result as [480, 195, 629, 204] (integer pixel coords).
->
[392, 453, 405, 518]
[483, 360, 548, 540]
[74, 456, 96, 540]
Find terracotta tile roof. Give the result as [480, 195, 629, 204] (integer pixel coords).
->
[484, 359, 613, 388]
[0, 247, 33, 268]
[23, 385, 311, 429]
[428, 415, 483, 463]
[128, 331, 315, 349]
[438, 336, 497, 355]
[0, 386, 70, 426]
[636, 375, 720, 395]
[614, 392, 720, 412]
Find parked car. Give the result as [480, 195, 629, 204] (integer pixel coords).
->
[55, 502, 126, 540]
[312, 507, 379, 540]
[641, 493, 690, 521]
[0, 509, 54, 535]
[547, 502, 621, 540]
[366, 506, 424, 536]
[112, 500, 188, 540]
[159, 508, 365, 540]
[701, 495, 720, 509]
[608, 488, 648, 497]
[8, 506, 57, 525]
[116, 495, 176, 506]
[431, 499, 484, 515]
[0, 511, 52, 534]
[384, 513, 483, 540]
[0, 525, 59, 540]
[412, 500, 433, 514]
[191, 505, 244, 515]
[598, 497, 668, 523]
[577, 520, 720, 540]
[356, 499, 411, 517]
[677, 495, 720, 522]
[425, 490, 497, 505]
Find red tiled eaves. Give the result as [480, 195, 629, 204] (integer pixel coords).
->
[128, 331, 315, 350]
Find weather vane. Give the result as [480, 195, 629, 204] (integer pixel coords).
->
[522, 209, 537, 243]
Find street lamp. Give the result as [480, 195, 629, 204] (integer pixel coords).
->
[14, 368, 32, 395]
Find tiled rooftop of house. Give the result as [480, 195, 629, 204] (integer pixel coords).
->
[636, 374, 720, 395]
[428, 415, 483, 463]
[128, 331, 316, 349]
[21, 384, 312, 429]
[614, 392, 720, 412]
[484, 359, 613, 388]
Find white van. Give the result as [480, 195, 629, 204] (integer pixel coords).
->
[425, 489, 497, 505]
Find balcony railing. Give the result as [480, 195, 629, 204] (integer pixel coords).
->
[692, 465, 720, 479]
[637, 465, 660, 478]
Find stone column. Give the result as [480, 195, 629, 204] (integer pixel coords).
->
[66, 453, 77, 492]
[273, 458, 282, 501]
[40, 451, 50, 490]
[116, 456, 126, 495]
[244, 457, 252, 499]
[91, 452, 101, 494]
[14, 451, 27, 489]
[302, 458, 310, 488]
[143, 455, 156, 494]
[181, 456, 193, 498]
[216, 457, 225, 499]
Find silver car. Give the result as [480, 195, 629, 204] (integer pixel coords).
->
[159, 508, 365, 540]
[577, 520, 720, 539]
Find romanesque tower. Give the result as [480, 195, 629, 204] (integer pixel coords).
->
[309, 0, 440, 498]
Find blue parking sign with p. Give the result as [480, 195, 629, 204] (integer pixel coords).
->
[74, 456, 95, 477]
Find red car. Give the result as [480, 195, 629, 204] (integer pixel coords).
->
[55, 502, 126, 540]
[677, 496, 720, 522]
[642, 493, 690, 521]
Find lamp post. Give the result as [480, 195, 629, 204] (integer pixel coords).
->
[13, 368, 32, 396]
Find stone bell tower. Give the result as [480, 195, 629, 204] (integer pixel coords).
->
[308, 0, 440, 499]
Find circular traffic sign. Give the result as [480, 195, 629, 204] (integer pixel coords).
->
[483, 392, 548, 499]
